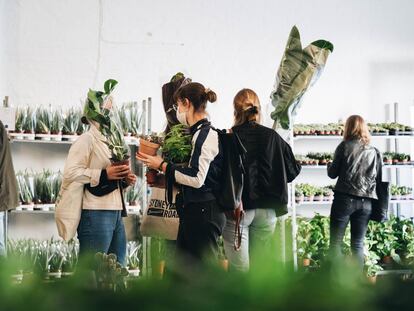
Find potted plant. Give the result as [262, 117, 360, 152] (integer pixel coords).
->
[62, 107, 80, 141]
[400, 186, 412, 200]
[322, 187, 334, 202]
[391, 185, 401, 200]
[302, 184, 316, 202]
[162, 124, 192, 164]
[126, 241, 141, 277]
[10, 107, 25, 139]
[139, 132, 163, 156]
[50, 108, 63, 140]
[382, 152, 393, 165]
[295, 187, 304, 203]
[16, 171, 34, 208]
[314, 187, 324, 201]
[22, 107, 36, 140]
[48, 242, 65, 279]
[94, 252, 129, 291]
[35, 106, 52, 140]
[364, 250, 383, 284]
[61, 240, 79, 277]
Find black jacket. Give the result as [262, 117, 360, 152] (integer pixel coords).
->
[232, 121, 301, 212]
[328, 139, 381, 199]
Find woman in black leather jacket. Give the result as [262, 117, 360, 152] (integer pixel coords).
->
[328, 115, 382, 267]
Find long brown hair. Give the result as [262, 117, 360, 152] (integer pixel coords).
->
[233, 88, 261, 126]
[344, 115, 371, 145]
[173, 82, 217, 112]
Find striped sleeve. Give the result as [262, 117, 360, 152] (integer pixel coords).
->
[174, 127, 219, 189]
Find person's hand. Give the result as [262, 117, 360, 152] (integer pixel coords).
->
[136, 151, 163, 171]
[126, 173, 137, 186]
[106, 164, 129, 180]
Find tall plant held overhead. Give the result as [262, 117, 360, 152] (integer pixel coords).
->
[270, 26, 334, 130]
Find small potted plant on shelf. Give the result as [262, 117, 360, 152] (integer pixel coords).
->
[302, 184, 316, 202]
[62, 107, 80, 141]
[22, 107, 36, 140]
[404, 125, 413, 135]
[314, 187, 324, 202]
[400, 186, 412, 200]
[382, 152, 393, 165]
[10, 107, 25, 139]
[35, 106, 52, 140]
[126, 241, 141, 277]
[16, 172, 34, 210]
[391, 185, 401, 201]
[295, 186, 304, 203]
[50, 108, 63, 141]
[323, 187, 334, 202]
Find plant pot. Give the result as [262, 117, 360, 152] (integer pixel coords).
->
[111, 158, 130, 167]
[146, 169, 158, 184]
[128, 269, 140, 277]
[47, 271, 62, 279]
[392, 159, 399, 165]
[153, 260, 165, 279]
[61, 271, 74, 278]
[319, 160, 328, 165]
[218, 259, 229, 272]
[129, 201, 137, 206]
[383, 160, 392, 165]
[295, 195, 304, 204]
[62, 134, 78, 142]
[382, 256, 393, 264]
[314, 195, 323, 201]
[139, 139, 160, 156]
[367, 275, 377, 284]
[302, 258, 311, 267]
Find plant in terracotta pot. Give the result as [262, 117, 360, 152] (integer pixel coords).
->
[364, 250, 383, 284]
[139, 132, 164, 156]
[382, 152, 393, 165]
[295, 186, 304, 203]
[14, 107, 25, 134]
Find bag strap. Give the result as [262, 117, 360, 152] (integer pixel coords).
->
[233, 204, 245, 251]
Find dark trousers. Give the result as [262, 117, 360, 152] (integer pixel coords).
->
[176, 200, 226, 265]
[329, 192, 372, 267]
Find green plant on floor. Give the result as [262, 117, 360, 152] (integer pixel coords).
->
[95, 252, 129, 291]
[364, 250, 383, 277]
[162, 124, 192, 164]
[366, 219, 399, 261]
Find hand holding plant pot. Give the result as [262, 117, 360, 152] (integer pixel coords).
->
[106, 164, 130, 180]
[139, 133, 163, 156]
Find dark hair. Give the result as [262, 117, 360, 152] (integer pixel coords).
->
[173, 82, 217, 112]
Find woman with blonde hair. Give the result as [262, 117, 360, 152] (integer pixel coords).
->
[222, 88, 301, 272]
[328, 115, 382, 267]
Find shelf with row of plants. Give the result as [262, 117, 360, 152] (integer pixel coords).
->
[15, 170, 144, 213]
[296, 215, 414, 281]
[7, 239, 141, 283]
[296, 152, 412, 167]
[295, 183, 413, 204]
[8, 103, 144, 144]
[293, 122, 414, 137]
[295, 184, 334, 203]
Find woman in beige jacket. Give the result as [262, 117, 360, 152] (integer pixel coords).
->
[63, 118, 135, 265]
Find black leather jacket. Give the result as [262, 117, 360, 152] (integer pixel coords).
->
[328, 139, 382, 199]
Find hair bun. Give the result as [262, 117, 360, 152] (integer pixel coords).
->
[244, 104, 259, 115]
[205, 89, 217, 103]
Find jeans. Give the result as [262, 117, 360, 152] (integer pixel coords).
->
[77, 210, 127, 266]
[329, 192, 372, 267]
[222, 208, 277, 272]
[176, 200, 226, 265]
[0, 212, 6, 257]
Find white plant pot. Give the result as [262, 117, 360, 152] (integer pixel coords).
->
[314, 195, 324, 202]
[62, 134, 78, 142]
[21, 204, 34, 211]
[9, 132, 25, 140]
[61, 272, 74, 277]
[47, 271, 62, 279]
[128, 269, 140, 277]
[23, 133, 35, 140]
[50, 134, 62, 141]
[36, 133, 52, 141]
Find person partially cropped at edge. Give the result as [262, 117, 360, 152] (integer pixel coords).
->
[328, 115, 382, 268]
[222, 89, 301, 272]
[137, 82, 225, 266]
[61, 97, 136, 265]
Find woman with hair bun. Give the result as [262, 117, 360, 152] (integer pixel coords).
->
[137, 82, 225, 265]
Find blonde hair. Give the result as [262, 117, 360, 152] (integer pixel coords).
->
[344, 115, 371, 145]
[233, 88, 261, 126]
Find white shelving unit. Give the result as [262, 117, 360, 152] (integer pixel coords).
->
[6, 99, 152, 241]
[289, 103, 414, 269]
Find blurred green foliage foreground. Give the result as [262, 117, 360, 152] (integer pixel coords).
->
[1, 249, 414, 311]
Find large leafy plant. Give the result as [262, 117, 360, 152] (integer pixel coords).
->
[162, 124, 192, 164]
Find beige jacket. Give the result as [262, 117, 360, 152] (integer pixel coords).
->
[62, 124, 123, 210]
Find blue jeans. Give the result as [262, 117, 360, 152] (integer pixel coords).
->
[222, 208, 277, 272]
[77, 210, 127, 266]
[0, 212, 6, 257]
[329, 192, 372, 267]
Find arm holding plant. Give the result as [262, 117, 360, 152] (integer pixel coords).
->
[327, 142, 344, 179]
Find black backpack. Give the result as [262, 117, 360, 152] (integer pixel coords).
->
[213, 128, 247, 211]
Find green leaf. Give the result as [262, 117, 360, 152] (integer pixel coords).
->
[104, 79, 118, 94]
